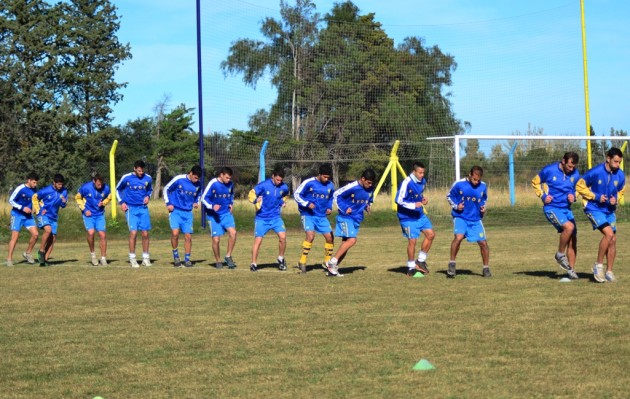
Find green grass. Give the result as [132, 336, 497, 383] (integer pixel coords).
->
[1, 211, 629, 398]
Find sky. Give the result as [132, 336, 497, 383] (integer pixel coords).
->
[111, 0, 630, 145]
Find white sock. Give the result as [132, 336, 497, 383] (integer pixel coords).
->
[329, 257, 338, 266]
[277, 256, 284, 261]
[417, 251, 427, 262]
[129, 253, 136, 260]
[142, 253, 150, 259]
[407, 261, 416, 269]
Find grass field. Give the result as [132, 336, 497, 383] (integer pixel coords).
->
[1, 191, 630, 398]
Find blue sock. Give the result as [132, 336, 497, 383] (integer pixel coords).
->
[172, 249, 179, 259]
[185, 253, 191, 262]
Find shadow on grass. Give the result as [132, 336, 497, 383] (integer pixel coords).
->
[514, 270, 592, 281]
[337, 265, 367, 275]
[436, 269, 478, 277]
[46, 259, 79, 266]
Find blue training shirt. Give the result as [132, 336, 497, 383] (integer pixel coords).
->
[163, 174, 202, 211]
[396, 173, 427, 221]
[446, 178, 488, 222]
[532, 162, 580, 210]
[116, 172, 153, 206]
[333, 180, 374, 223]
[76, 181, 112, 217]
[33, 184, 68, 221]
[294, 176, 335, 217]
[251, 178, 289, 220]
[202, 177, 234, 215]
[576, 162, 626, 215]
[9, 184, 37, 217]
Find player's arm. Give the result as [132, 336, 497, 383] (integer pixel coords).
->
[446, 182, 460, 210]
[101, 187, 112, 206]
[395, 179, 417, 210]
[146, 176, 153, 201]
[293, 179, 311, 208]
[531, 173, 547, 200]
[60, 188, 68, 208]
[32, 193, 41, 215]
[75, 190, 87, 212]
[8, 186, 23, 210]
[575, 177, 596, 201]
[201, 180, 215, 209]
[115, 175, 126, 204]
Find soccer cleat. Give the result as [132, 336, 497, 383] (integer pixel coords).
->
[325, 261, 343, 277]
[23, 252, 35, 265]
[554, 253, 571, 271]
[90, 254, 99, 266]
[38, 250, 45, 266]
[250, 263, 258, 272]
[482, 267, 492, 278]
[406, 268, 417, 277]
[141, 258, 152, 267]
[130, 258, 140, 268]
[277, 258, 287, 271]
[592, 264, 605, 283]
[6, 259, 13, 267]
[447, 261, 456, 278]
[99, 258, 108, 267]
[605, 271, 616, 283]
[415, 259, 429, 274]
[183, 260, 194, 268]
[224, 256, 236, 269]
[215, 262, 224, 269]
[298, 262, 307, 273]
[566, 269, 579, 280]
[173, 257, 182, 268]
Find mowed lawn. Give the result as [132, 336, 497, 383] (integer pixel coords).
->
[1, 220, 629, 398]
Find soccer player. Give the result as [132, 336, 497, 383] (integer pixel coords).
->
[325, 169, 376, 277]
[7, 172, 39, 266]
[446, 166, 491, 278]
[116, 160, 153, 268]
[202, 167, 237, 269]
[293, 164, 335, 273]
[576, 147, 625, 283]
[164, 165, 202, 268]
[76, 174, 112, 266]
[33, 174, 68, 267]
[531, 152, 580, 279]
[248, 167, 290, 272]
[396, 162, 436, 277]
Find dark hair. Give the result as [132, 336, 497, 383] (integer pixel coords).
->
[26, 172, 39, 181]
[318, 164, 333, 176]
[562, 152, 579, 164]
[93, 174, 104, 183]
[218, 167, 233, 176]
[607, 147, 623, 159]
[361, 168, 376, 181]
[53, 174, 65, 184]
[413, 161, 426, 170]
[272, 167, 285, 178]
[134, 160, 146, 168]
[470, 165, 484, 177]
[190, 165, 202, 177]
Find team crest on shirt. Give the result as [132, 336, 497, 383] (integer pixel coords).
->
[570, 177, 575, 182]
[598, 180, 602, 185]
[614, 181, 619, 187]
[552, 176, 557, 181]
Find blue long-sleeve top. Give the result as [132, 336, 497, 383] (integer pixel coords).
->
[33, 184, 68, 220]
[163, 174, 201, 211]
[116, 172, 153, 206]
[531, 162, 580, 210]
[75, 182, 112, 217]
[202, 177, 234, 215]
[333, 180, 374, 223]
[294, 176, 335, 217]
[446, 178, 488, 222]
[396, 173, 427, 221]
[9, 184, 37, 217]
[250, 178, 289, 220]
[576, 162, 626, 214]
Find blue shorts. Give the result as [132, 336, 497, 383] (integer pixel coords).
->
[207, 212, 236, 237]
[37, 215, 58, 235]
[254, 217, 286, 237]
[169, 208, 194, 234]
[544, 208, 576, 233]
[300, 215, 332, 234]
[10, 212, 36, 231]
[335, 215, 361, 239]
[399, 215, 433, 239]
[83, 214, 106, 232]
[453, 217, 486, 242]
[126, 205, 151, 231]
[585, 210, 617, 232]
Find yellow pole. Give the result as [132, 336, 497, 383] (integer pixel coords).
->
[580, 0, 592, 169]
[109, 140, 118, 219]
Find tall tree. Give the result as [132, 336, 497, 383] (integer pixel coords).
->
[59, 0, 131, 135]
